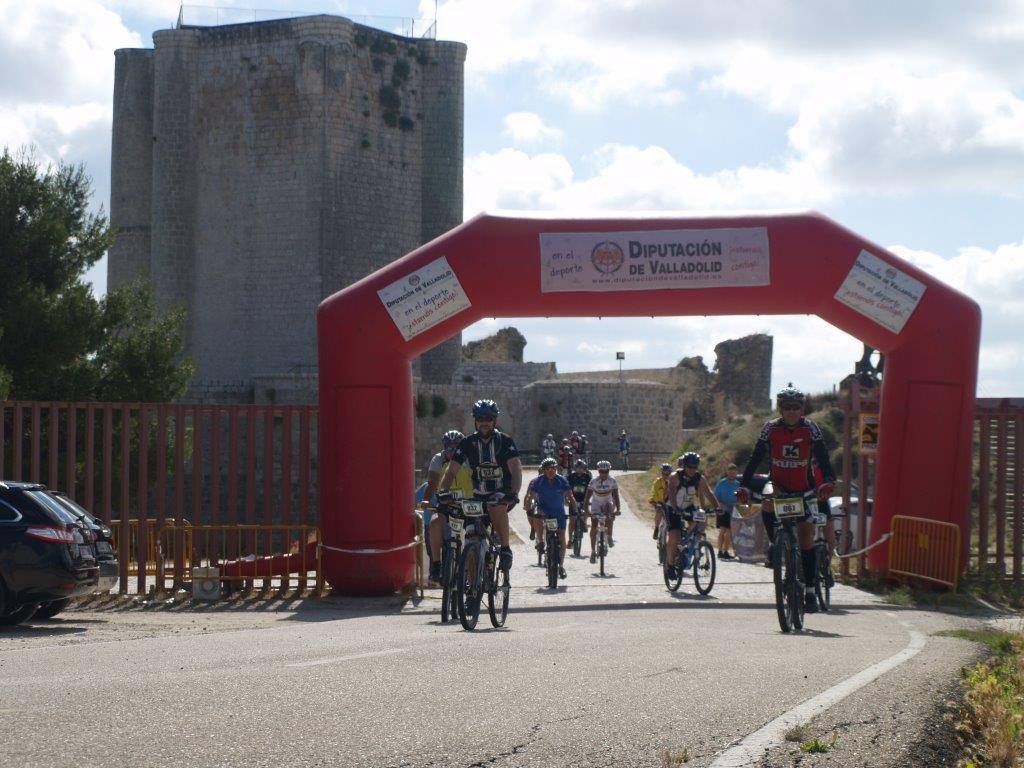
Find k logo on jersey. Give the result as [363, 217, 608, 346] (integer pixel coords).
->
[782, 444, 800, 459]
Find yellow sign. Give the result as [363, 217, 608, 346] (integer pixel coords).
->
[859, 413, 879, 454]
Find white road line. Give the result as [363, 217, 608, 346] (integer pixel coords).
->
[709, 619, 927, 767]
[286, 647, 407, 668]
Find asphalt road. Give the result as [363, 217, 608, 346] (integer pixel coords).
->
[0, 472, 997, 767]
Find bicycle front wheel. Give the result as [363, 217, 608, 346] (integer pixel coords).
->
[572, 526, 583, 558]
[774, 533, 794, 633]
[693, 541, 716, 595]
[663, 550, 684, 592]
[815, 541, 832, 612]
[458, 543, 482, 631]
[546, 535, 559, 589]
[440, 545, 454, 624]
[488, 561, 510, 627]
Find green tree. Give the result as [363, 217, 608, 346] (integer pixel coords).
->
[0, 148, 193, 401]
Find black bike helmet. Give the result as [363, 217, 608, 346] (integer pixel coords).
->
[574, 458, 588, 468]
[472, 399, 499, 419]
[681, 452, 700, 468]
[660, 463, 672, 472]
[776, 383, 806, 408]
[441, 429, 464, 449]
[540, 457, 558, 469]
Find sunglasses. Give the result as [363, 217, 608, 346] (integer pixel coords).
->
[780, 404, 802, 411]
[475, 416, 496, 423]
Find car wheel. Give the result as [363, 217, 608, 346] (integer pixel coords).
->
[0, 603, 39, 626]
[33, 598, 72, 620]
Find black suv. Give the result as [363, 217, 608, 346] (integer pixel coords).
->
[48, 491, 118, 600]
[0, 482, 99, 626]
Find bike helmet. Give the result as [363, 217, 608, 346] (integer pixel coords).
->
[545, 433, 553, 439]
[596, 460, 612, 471]
[540, 457, 558, 469]
[472, 399, 499, 419]
[441, 429, 464, 449]
[571, 430, 579, 437]
[681, 452, 700, 468]
[660, 463, 672, 473]
[574, 458, 588, 468]
[775, 383, 806, 408]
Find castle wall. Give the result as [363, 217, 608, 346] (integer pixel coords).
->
[412, 380, 681, 471]
[110, 16, 466, 400]
[109, 49, 154, 292]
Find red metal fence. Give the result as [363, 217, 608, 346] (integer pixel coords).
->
[973, 398, 1023, 581]
[0, 401, 318, 594]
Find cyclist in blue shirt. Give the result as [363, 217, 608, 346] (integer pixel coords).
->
[526, 457, 577, 579]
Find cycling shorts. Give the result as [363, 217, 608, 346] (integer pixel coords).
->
[716, 509, 732, 529]
[589, 498, 615, 517]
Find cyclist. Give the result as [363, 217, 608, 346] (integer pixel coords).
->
[578, 433, 589, 463]
[568, 458, 592, 545]
[526, 457, 577, 579]
[524, 466, 545, 544]
[441, 399, 523, 575]
[558, 438, 574, 477]
[618, 430, 630, 470]
[541, 433, 557, 461]
[583, 460, 620, 562]
[648, 462, 673, 540]
[421, 430, 473, 583]
[664, 452, 718, 579]
[570, 430, 581, 452]
[737, 384, 835, 613]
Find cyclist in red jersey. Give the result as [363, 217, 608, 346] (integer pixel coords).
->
[737, 384, 835, 613]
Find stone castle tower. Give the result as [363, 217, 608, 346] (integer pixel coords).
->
[109, 15, 466, 401]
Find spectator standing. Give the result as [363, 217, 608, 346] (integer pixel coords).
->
[714, 463, 740, 560]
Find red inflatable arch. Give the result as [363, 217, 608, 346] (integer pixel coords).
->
[318, 212, 980, 595]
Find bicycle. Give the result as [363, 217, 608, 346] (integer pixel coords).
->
[435, 491, 469, 624]
[663, 506, 716, 595]
[591, 508, 611, 577]
[768, 488, 818, 633]
[542, 513, 561, 589]
[457, 499, 510, 631]
[813, 509, 842, 612]
[656, 503, 668, 565]
[569, 507, 587, 558]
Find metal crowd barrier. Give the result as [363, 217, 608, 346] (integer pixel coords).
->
[888, 515, 962, 590]
[153, 523, 323, 596]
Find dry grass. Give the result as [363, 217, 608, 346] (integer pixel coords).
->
[952, 629, 1024, 767]
[659, 747, 690, 766]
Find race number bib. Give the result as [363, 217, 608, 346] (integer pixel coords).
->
[448, 517, 465, 533]
[692, 508, 707, 522]
[775, 497, 806, 518]
[477, 465, 503, 481]
[462, 500, 485, 517]
[544, 518, 558, 531]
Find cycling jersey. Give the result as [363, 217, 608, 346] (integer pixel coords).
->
[426, 452, 474, 500]
[541, 438, 556, 457]
[741, 417, 835, 494]
[588, 474, 618, 513]
[451, 430, 520, 497]
[649, 476, 668, 505]
[673, 469, 702, 510]
[569, 470, 593, 504]
[570, 435, 581, 453]
[529, 473, 571, 517]
[618, 437, 630, 453]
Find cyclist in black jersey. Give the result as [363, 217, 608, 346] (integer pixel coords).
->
[441, 399, 523, 573]
[664, 452, 718, 579]
[567, 459, 592, 544]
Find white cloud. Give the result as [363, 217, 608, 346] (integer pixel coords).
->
[464, 142, 831, 218]
[434, 0, 1024, 195]
[502, 112, 562, 146]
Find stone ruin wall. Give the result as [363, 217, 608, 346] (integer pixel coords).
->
[411, 330, 772, 469]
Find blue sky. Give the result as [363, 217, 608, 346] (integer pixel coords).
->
[2, 0, 1021, 396]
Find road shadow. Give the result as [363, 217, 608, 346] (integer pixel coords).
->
[0, 624, 88, 638]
